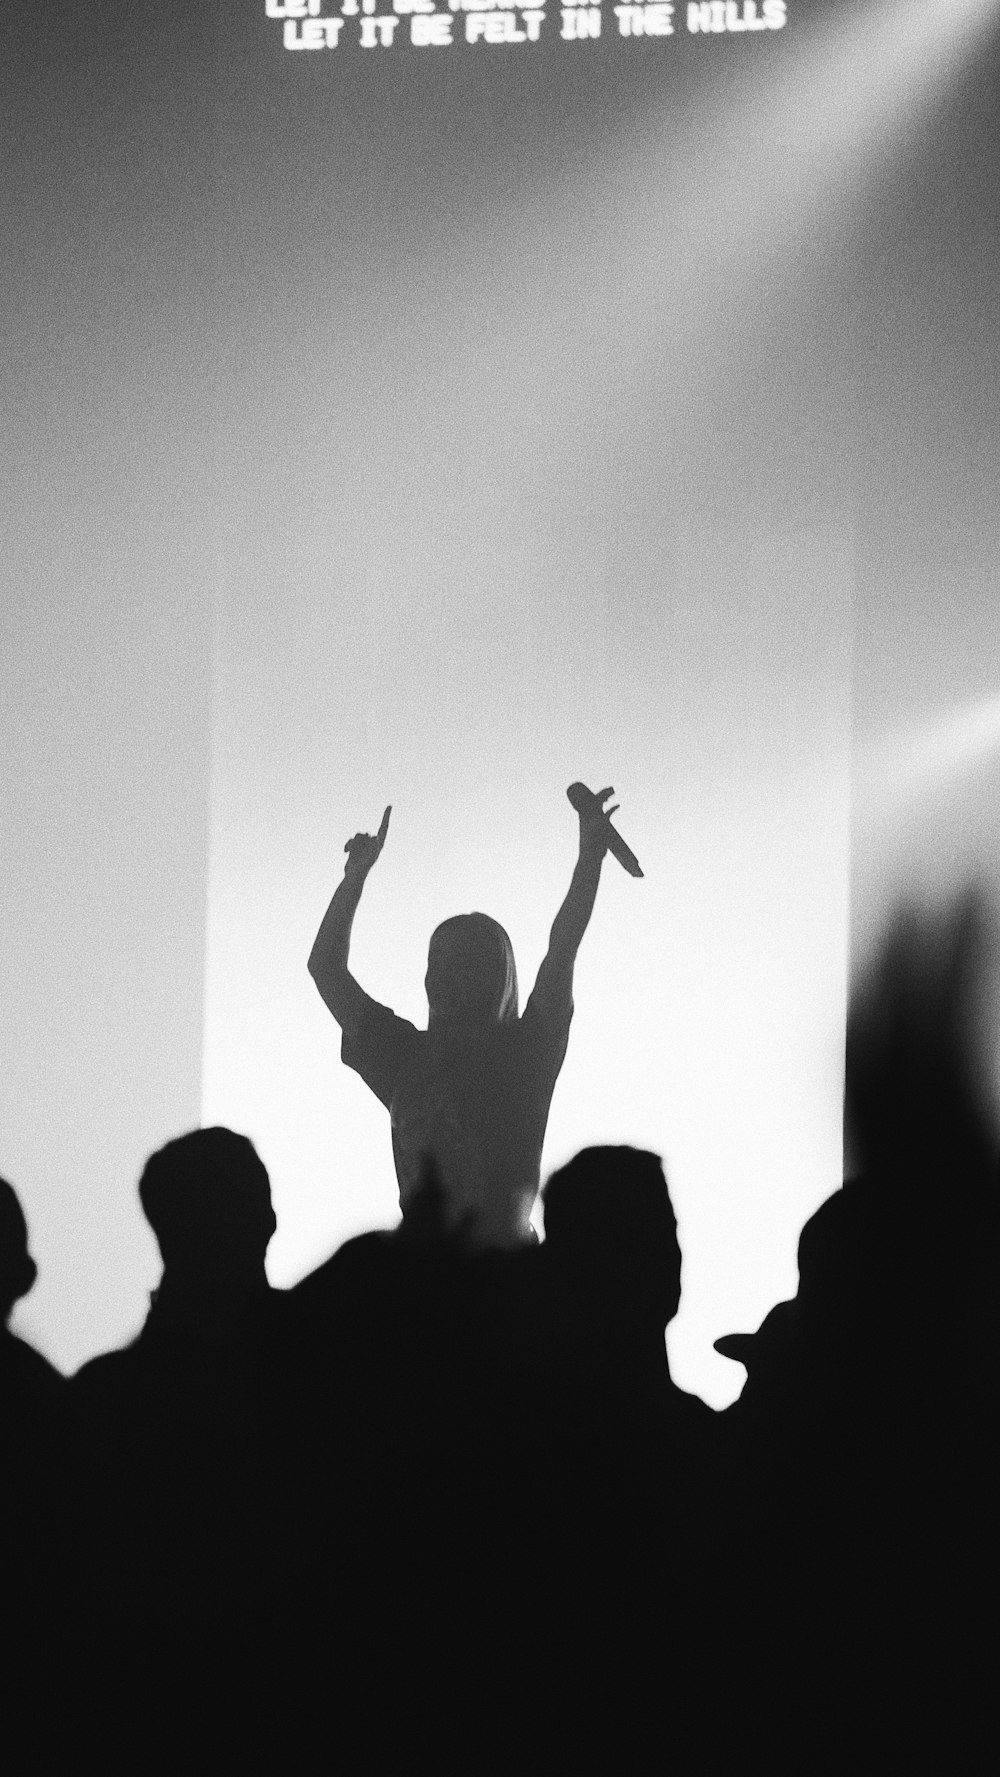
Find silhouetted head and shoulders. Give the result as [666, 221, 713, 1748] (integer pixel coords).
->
[74, 1127, 283, 1407]
[540, 1145, 714, 1433]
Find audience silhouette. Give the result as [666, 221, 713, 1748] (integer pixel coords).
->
[712, 895, 997, 1766]
[2, 890, 994, 1767]
[72, 1130, 300, 1766]
[1, 1177, 77, 1757]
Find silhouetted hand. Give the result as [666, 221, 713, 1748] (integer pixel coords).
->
[344, 806, 391, 882]
[575, 786, 619, 860]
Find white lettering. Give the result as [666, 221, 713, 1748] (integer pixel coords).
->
[687, 0, 778, 27]
[522, 8, 545, 36]
[283, 16, 330, 43]
[359, 12, 399, 38]
[466, 9, 529, 37]
[450, 0, 543, 11]
[561, 6, 600, 36]
[644, 3, 673, 31]
[411, 8, 453, 36]
[615, 4, 644, 32]
[395, 0, 435, 11]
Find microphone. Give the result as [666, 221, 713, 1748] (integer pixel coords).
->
[566, 783, 644, 878]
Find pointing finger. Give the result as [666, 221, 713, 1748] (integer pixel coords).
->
[377, 805, 392, 845]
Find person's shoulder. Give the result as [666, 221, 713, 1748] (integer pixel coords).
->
[342, 997, 424, 1105]
[72, 1334, 144, 1400]
[518, 983, 574, 1048]
[73, 1343, 136, 1382]
[667, 1381, 720, 1434]
[1, 1328, 66, 1394]
[345, 996, 423, 1065]
[358, 996, 422, 1041]
[292, 1231, 397, 1313]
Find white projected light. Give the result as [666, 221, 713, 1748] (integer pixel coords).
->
[861, 695, 1000, 807]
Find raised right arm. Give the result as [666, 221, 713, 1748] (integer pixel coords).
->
[308, 806, 391, 1045]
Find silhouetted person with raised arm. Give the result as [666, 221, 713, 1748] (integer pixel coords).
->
[288, 1168, 504, 1736]
[308, 789, 624, 1246]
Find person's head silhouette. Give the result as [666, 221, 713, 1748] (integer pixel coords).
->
[544, 1146, 682, 1336]
[138, 1128, 276, 1296]
[425, 912, 519, 1034]
[0, 1176, 37, 1327]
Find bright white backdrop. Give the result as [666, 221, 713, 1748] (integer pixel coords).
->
[5, 0, 998, 1399]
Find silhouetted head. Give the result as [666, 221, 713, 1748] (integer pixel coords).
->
[795, 1180, 921, 1355]
[0, 1176, 37, 1324]
[543, 1147, 682, 1328]
[425, 913, 518, 1032]
[718, 1182, 931, 1425]
[138, 1128, 276, 1284]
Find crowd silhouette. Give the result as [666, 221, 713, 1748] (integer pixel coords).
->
[2, 891, 996, 1770]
